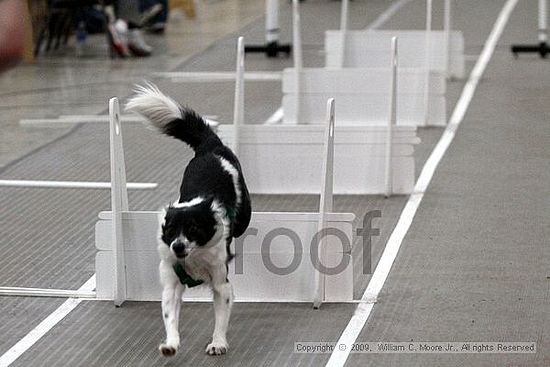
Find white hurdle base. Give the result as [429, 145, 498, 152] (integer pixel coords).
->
[95, 211, 355, 303]
[217, 124, 420, 194]
[325, 30, 465, 79]
[282, 68, 446, 126]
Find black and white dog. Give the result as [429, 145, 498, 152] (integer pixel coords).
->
[126, 83, 251, 357]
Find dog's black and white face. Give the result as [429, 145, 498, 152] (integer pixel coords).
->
[161, 197, 222, 258]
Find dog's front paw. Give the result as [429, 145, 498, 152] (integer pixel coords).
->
[159, 343, 178, 357]
[205, 340, 228, 356]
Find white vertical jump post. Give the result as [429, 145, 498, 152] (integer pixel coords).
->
[109, 97, 129, 307]
[385, 37, 398, 198]
[244, 0, 291, 57]
[337, 0, 350, 68]
[443, 0, 452, 79]
[540, 0, 548, 46]
[313, 98, 336, 309]
[233, 37, 245, 155]
[266, 0, 279, 46]
[423, 0, 433, 125]
[511, 0, 550, 57]
[292, 0, 303, 124]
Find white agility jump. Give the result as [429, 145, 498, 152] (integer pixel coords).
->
[95, 212, 354, 303]
[281, 67, 445, 126]
[325, 30, 465, 79]
[217, 124, 418, 195]
[277, 0, 445, 127]
[95, 97, 355, 306]
[326, 0, 464, 79]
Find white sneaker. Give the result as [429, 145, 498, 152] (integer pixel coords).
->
[128, 29, 153, 57]
[107, 20, 130, 57]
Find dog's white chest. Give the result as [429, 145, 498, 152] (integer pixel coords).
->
[181, 245, 226, 282]
[182, 259, 211, 282]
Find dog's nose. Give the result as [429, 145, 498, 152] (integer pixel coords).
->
[171, 241, 186, 257]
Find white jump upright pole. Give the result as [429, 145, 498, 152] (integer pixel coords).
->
[340, 0, 349, 34]
[443, 0, 451, 79]
[511, 0, 549, 57]
[423, 0, 433, 125]
[266, 0, 279, 45]
[233, 37, 245, 155]
[539, 0, 548, 45]
[292, 0, 303, 124]
[385, 37, 398, 198]
[313, 98, 336, 309]
[244, 0, 291, 57]
[109, 97, 129, 307]
[337, 0, 350, 68]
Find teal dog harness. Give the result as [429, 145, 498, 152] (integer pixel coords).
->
[172, 262, 204, 288]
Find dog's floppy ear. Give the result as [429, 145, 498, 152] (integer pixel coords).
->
[160, 203, 176, 228]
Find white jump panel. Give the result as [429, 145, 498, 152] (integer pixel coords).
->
[217, 124, 420, 194]
[95, 211, 355, 303]
[325, 30, 465, 79]
[282, 68, 446, 126]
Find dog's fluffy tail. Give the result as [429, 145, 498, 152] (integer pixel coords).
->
[125, 82, 215, 150]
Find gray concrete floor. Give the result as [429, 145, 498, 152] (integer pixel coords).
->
[347, 0, 550, 366]
[0, 0, 548, 366]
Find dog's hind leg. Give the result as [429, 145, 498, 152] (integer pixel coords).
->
[159, 260, 184, 357]
[206, 267, 233, 355]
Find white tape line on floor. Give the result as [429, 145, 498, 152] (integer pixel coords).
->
[0, 276, 96, 367]
[325, 0, 520, 366]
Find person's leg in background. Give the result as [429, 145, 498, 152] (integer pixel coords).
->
[116, 0, 142, 25]
[140, 0, 168, 33]
[107, 0, 153, 57]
